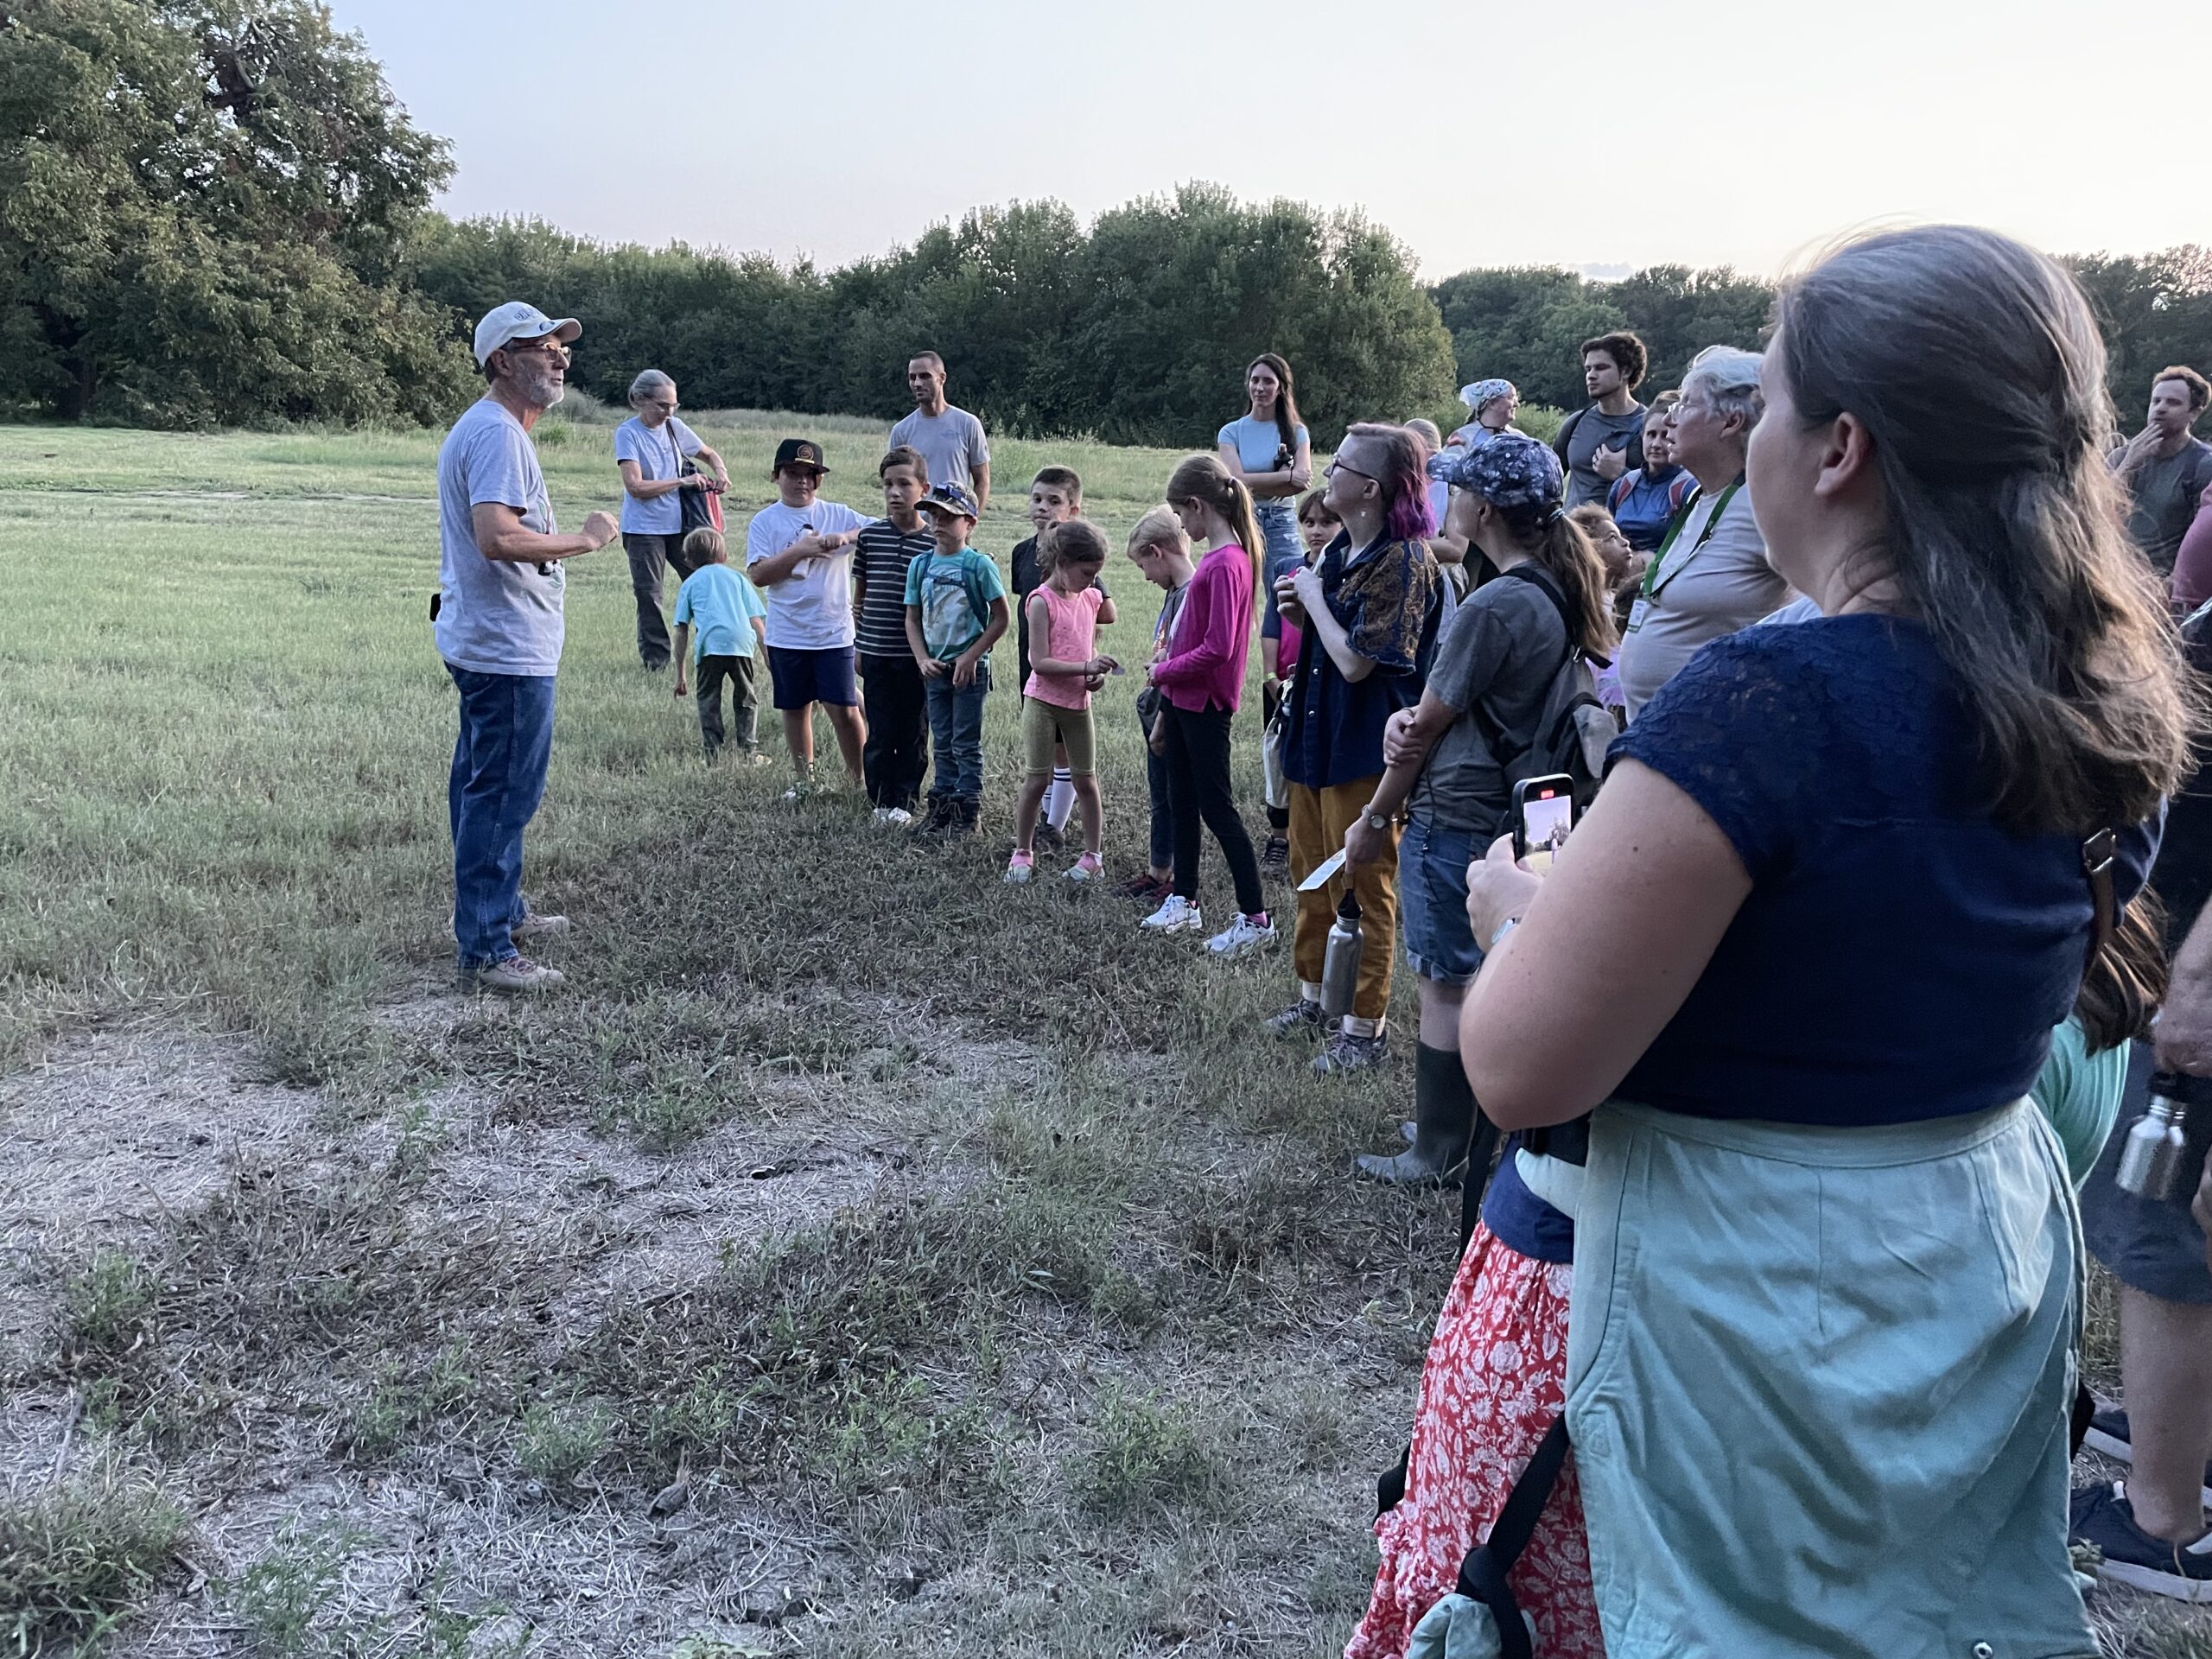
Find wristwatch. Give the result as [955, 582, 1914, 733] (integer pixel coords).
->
[1364, 810, 1391, 833]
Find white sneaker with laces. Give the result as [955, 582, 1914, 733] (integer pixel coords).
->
[1206, 914, 1278, 957]
[1139, 894, 1205, 933]
[883, 807, 913, 826]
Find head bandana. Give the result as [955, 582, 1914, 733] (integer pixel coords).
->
[1459, 378, 1517, 418]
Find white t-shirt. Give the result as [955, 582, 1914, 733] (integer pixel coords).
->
[745, 499, 868, 650]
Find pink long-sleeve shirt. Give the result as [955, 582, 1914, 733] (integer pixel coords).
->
[2169, 482, 2212, 612]
[1150, 542, 1254, 713]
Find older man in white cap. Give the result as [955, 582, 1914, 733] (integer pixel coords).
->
[435, 302, 618, 993]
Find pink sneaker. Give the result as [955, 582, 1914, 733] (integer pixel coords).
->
[1003, 849, 1036, 886]
[1065, 853, 1105, 884]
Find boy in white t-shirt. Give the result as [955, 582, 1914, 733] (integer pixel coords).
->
[744, 438, 869, 800]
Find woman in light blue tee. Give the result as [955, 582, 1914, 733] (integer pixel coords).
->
[613, 368, 728, 670]
[1215, 353, 1313, 643]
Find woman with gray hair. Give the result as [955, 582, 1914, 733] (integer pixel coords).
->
[614, 369, 729, 671]
[1614, 346, 1789, 718]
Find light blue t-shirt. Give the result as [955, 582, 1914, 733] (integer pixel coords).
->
[904, 546, 1006, 661]
[435, 397, 563, 677]
[613, 415, 702, 537]
[672, 563, 767, 663]
[1217, 415, 1308, 475]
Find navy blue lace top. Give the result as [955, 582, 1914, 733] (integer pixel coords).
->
[1607, 613, 2159, 1127]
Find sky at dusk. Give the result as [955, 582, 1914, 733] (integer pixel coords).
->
[328, 0, 2208, 280]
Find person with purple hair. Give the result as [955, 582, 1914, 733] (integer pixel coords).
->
[1268, 423, 1444, 1075]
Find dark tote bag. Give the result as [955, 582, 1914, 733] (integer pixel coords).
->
[668, 420, 715, 542]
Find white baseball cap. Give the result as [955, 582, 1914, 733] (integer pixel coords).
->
[473, 302, 582, 366]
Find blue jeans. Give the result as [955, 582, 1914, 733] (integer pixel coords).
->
[446, 664, 556, 969]
[924, 660, 989, 801]
[1255, 500, 1303, 644]
[1399, 815, 1486, 985]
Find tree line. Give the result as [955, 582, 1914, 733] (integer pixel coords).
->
[4, 0, 2207, 441]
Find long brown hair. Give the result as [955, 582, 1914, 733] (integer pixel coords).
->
[1488, 499, 1617, 658]
[1772, 226, 2194, 834]
[1165, 454, 1263, 579]
[2075, 889, 2169, 1055]
[1248, 353, 1301, 461]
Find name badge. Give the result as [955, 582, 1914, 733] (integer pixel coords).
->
[1624, 595, 1652, 637]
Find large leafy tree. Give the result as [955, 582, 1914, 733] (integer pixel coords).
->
[0, 0, 472, 423]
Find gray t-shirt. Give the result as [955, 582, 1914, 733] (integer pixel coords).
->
[1413, 573, 1568, 836]
[1562, 404, 1646, 508]
[2112, 438, 2212, 576]
[888, 404, 990, 493]
[435, 398, 563, 677]
[613, 415, 702, 537]
[1617, 483, 1788, 719]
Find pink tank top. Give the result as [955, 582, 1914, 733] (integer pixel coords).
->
[1024, 583, 1104, 709]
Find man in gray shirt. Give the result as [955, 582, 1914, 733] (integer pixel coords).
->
[888, 352, 990, 512]
[2110, 366, 2212, 578]
[1554, 331, 1649, 508]
[436, 302, 617, 994]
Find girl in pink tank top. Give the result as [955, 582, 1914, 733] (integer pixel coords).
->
[1007, 523, 1119, 884]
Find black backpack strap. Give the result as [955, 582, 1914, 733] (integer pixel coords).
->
[1553, 407, 1583, 470]
[1465, 566, 1579, 765]
[1453, 1416, 1572, 1659]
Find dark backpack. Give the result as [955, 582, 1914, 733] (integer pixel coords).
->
[1470, 563, 1616, 805]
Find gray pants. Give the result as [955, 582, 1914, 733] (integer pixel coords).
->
[695, 654, 759, 755]
[625, 532, 699, 669]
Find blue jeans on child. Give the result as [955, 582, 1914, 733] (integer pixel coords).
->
[446, 664, 556, 969]
[924, 661, 990, 802]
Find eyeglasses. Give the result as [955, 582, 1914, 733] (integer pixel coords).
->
[644, 397, 677, 411]
[502, 337, 572, 361]
[1324, 461, 1372, 482]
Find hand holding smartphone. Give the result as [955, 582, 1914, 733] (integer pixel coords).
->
[1511, 775, 1576, 874]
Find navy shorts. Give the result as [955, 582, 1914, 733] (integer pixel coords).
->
[2081, 1040, 2212, 1306]
[766, 645, 858, 710]
[1399, 815, 1486, 987]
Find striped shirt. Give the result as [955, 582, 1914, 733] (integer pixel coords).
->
[854, 518, 935, 658]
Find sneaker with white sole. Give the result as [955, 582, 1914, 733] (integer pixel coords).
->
[2070, 1480, 2212, 1600]
[883, 806, 913, 826]
[1065, 854, 1104, 884]
[511, 910, 569, 943]
[1139, 894, 1205, 933]
[461, 955, 565, 995]
[1004, 849, 1036, 885]
[782, 778, 812, 804]
[1205, 913, 1278, 957]
[1265, 999, 1326, 1039]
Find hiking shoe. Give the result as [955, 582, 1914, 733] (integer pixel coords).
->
[2084, 1407, 2212, 1507]
[510, 910, 569, 943]
[950, 798, 980, 839]
[1005, 849, 1036, 885]
[1035, 821, 1066, 853]
[1116, 872, 1172, 901]
[1261, 833, 1290, 875]
[910, 798, 954, 836]
[1265, 999, 1326, 1039]
[462, 955, 565, 995]
[1314, 1030, 1389, 1076]
[1140, 894, 1205, 933]
[2070, 1481, 2212, 1600]
[1206, 913, 1278, 957]
[1065, 853, 1105, 884]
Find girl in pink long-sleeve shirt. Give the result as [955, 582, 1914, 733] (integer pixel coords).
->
[1141, 455, 1274, 955]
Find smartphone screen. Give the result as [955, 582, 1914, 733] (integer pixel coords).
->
[1513, 776, 1576, 873]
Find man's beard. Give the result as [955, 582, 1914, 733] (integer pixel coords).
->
[519, 364, 566, 409]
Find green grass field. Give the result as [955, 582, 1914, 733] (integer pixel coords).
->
[0, 416, 2202, 1656]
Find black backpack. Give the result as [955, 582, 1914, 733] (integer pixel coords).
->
[1470, 563, 1615, 806]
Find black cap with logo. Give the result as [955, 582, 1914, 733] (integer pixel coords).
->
[772, 438, 828, 474]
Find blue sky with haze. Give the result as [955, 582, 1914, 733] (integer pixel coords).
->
[329, 0, 2206, 279]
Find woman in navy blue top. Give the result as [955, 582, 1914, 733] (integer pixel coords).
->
[1357, 228, 2194, 1659]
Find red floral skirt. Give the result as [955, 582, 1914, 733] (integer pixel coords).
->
[1345, 1223, 1604, 1659]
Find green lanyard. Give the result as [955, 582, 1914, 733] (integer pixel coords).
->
[1639, 480, 1742, 602]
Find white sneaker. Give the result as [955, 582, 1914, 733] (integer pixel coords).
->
[1205, 914, 1279, 957]
[1139, 894, 1205, 933]
[872, 806, 894, 825]
[883, 807, 913, 826]
[461, 955, 565, 995]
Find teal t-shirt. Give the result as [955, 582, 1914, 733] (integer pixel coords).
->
[904, 547, 1005, 662]
[2029, 1015, 2131, 1189]
[672, 563, 767, 663]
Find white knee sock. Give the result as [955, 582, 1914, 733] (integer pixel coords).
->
[1045, 769, 1075, 830]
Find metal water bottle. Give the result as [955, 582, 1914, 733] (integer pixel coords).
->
[1320, 893, 1363, 1019]
[2117, 1073, 2198, 1200]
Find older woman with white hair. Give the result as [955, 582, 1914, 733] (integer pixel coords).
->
[1446, 378, 1522, 451]
[1614, 346, 1789, 718]
[614, 368, 728, 671]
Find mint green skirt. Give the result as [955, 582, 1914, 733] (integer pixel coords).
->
[1566, 1098, 2094, 1659]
